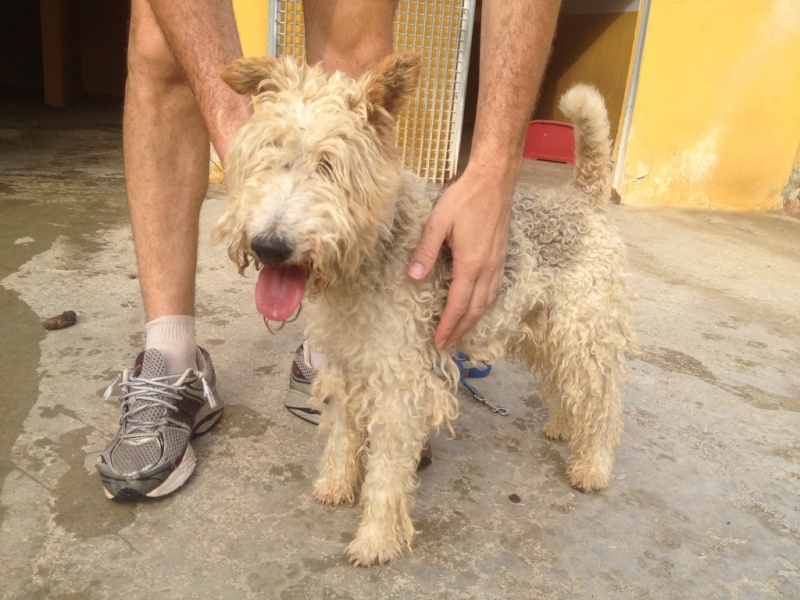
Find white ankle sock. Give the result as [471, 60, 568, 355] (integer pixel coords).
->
[309, 348, 326, 369]
[145, 315, 198, 375]
[303, 341, 326, 369]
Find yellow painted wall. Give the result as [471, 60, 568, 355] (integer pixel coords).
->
[620, 0, 800, 210]
[233, 0, 269, 56]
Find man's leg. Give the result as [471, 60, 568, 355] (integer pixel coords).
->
[125, 0, 250, 373]
[303, 0, 398, 76]
[97, 0, 249, 500]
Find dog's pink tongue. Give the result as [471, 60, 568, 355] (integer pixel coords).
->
[256, 265, 308, 321]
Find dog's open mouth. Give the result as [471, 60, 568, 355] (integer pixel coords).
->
[255, 263, 310, 321]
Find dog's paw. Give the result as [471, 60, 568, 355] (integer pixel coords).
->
[313, 478, 356, 506]
[542, 418, 569, 441]
[568, 467, 611, 493]
[346, 533, 406, 567]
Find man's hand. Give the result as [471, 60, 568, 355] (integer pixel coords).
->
[404, 0, 559, 348]
[407, 167, 514, 348]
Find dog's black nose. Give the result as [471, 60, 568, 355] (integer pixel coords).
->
[250, 235, 293, 265]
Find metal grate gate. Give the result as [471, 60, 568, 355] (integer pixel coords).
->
[268, 1, 476, 184]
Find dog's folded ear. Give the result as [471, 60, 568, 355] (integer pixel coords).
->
[366, 53, 421, 121]
[222, 56, 280, 96]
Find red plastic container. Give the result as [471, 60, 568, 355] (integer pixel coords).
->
[522, 120, 575, 164]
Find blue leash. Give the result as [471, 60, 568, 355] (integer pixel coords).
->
[453, 352, 509, 416]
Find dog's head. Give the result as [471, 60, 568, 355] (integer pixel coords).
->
[212, 53, 420, 322]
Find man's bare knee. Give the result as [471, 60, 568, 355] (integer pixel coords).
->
[304, 0, 398, 76]
[127, 0, 186, 88]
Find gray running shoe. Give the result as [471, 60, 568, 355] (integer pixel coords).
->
[96, 347, 223, 500]
[283, 343, 432, 467]
[284, 343, 322, 425]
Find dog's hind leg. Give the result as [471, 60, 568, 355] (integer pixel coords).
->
[346, 390, 427, 567]
[516, 306, 573, 442]
[563, 358, 622, 493]
[538, 304, 624, 493]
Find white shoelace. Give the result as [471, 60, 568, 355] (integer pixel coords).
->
[103, 370, 217, 438]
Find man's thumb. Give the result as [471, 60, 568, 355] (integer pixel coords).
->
[408, 225, 445, 281]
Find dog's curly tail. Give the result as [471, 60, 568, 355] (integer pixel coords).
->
[559, 84, 612, 203]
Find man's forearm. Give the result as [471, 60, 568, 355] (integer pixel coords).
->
[469, 0, 561, 176]
[146, 0, 251, 164]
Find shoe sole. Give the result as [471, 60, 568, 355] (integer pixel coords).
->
[103, 444, 197, 500]
[193, 406, 224, 437]
[284, 388, 321, 425]
[102, 408, 224, 500]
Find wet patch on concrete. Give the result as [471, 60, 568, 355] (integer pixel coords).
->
[278, 579, 357, 600]
[522, 391, 543, 409]
[532, 445, 568, 474]
[731, 384, 799, 412]
[638, 549, 677, 579]
[51, 426, 137, 538]
[204, 317, 231, 328]
[269, 462, 307, 484]
[702, 331, 724, 341]
[621, 487, 672, 512]
[510, 416, 531, 432]
[213, 404, 276, 438]
[770, 443, 800, 462]
[498, 433, 523, 454]
[128, 331, 145, 348]
[641, 346, 719, 385]
[255, 364, 276, 376]
[640, 345, 798, 412]
[744, 498, 800, 543]
[546, 491, 576, 514]
[38, 404, 80, 420]
[195, 299, 248, 322]
[630, 407, 663, 429]
[450, 477, 482, 499]
[415, 508, 471, 540]
[0, 286, 44, 528]
[717, 317, 744, 330]
[0, 98, 130, 535]
[93, 367, 123, 383]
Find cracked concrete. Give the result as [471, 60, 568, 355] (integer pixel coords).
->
[1, 97, 798, 599]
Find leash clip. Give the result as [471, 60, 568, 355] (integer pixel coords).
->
[459, 378, 509, 416]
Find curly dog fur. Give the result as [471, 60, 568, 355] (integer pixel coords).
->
[213, 53, 635, 567]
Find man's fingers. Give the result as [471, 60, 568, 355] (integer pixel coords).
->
[439, 278, 495, 347]
[408, 213, 448, 281]
[434, 276, 474, 347]
[436, 253, 506, 347]
[435, 255, 492, 346]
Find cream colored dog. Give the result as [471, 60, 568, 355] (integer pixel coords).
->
[214, 53, 635, 567]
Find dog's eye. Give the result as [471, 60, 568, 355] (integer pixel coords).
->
[316, 158, 334, 179]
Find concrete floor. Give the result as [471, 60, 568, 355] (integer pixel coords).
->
[1, 97, 799, 600]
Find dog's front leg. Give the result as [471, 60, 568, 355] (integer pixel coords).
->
[347, 396, 424, 567]
[313, 376, 364, 506]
